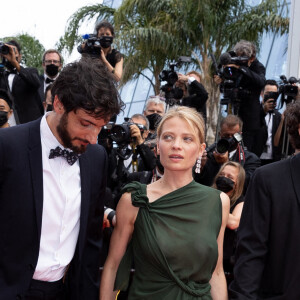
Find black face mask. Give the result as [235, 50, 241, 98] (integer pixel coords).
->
[0, 111, 8, 127]
[146, 113, 162, 131]
[156, 155, 164, 174]
[46, 64, 59, 77]
[100, 36, 113, 48]
[216, 176, 235, 193]
[46, 104, 53, 112]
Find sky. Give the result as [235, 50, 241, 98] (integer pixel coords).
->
[0, 0, 103, 63]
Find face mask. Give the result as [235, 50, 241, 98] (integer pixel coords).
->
[146, 113, 162, 131]
[46, 64, 59, 77]
[0, 111, 8, 127]
[100, 36, 113, 48]
[216, 176, 235, 193]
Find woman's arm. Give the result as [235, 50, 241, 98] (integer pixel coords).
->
[101, 49, 124, 82]
[100, 192, 138, 300]
[210, 192, 230, 300]
[226, 202, 244, 230]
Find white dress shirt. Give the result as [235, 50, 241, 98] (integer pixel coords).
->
[33, 113, 81, 282]
[260, 113, 273, 160]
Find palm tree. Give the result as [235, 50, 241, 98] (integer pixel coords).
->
[59, 0, 289, 142]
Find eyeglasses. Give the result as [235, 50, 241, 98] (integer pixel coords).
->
[44, 60, 61, 65]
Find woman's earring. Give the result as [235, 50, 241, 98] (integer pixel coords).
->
[195, 156, 201, 174]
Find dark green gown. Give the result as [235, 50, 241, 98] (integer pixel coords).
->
[115, 180, 222, 299]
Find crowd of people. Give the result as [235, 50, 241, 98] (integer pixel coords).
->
[1, 19, 300, 300]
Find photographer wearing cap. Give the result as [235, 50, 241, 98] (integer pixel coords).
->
[177, 70, 208, 121]
[252, 80, 282, 164]
[0, 39, 43, 125]
[195, 114, 260, 193]
[214, 40, 266, 152]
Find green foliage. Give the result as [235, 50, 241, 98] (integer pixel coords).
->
[1, 33, 45, 73]
[60, 0, 290, 141]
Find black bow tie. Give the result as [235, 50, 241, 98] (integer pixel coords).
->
[45, 77, 55, 84]
[49, 146, 79, 165]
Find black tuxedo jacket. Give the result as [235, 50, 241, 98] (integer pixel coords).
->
[229, 154, 300, 299]
[252, 107, 282, 160]
[0, 118, 107, 300]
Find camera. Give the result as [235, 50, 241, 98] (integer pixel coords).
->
[77, 34, 110, 57]
[102, 119, 145, 146]
[214, 51, 251, 111]
[278, 75, 299, 107]
[159, 56, 191, 106]
[0, 42, 9, 55]
[207, 132, 243, 155]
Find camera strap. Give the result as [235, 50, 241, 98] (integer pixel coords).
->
[237, 144, 245, 166]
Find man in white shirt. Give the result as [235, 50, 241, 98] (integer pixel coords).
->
[0, 57, 123, 300]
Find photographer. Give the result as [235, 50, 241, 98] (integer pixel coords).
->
[177, 71, 208, 121]
[0, 40, 43, 125]
[252, 80, 282, 164]
[106, 114, 156, 205]
[214, 40, 266, 152]
[194, 114, 260, 193]
[78, 20, 123, 81]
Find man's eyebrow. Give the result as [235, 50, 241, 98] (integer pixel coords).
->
[81, 117, 97, 126]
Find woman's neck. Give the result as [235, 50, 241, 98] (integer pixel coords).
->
[102, 47, 111, 56]
[159, 170, 193, 192]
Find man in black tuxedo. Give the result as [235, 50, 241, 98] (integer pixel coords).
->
[252, 79, 282, 164]
[229, 101, 300, 299]
[38, 49, 63, 105]
[0, 39, 44, 124]
[0, 57, 123, 300]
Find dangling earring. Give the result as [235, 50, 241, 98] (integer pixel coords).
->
[195, 156, 201, 174]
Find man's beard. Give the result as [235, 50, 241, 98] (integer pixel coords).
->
[56, 112, 89, 154]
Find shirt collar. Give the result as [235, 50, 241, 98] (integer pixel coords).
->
[40, 112, 65, 155]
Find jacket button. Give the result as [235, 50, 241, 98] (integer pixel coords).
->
[29, 263, 35, 270]
[16, 295, 21, 300]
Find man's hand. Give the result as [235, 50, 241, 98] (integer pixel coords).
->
[213, 150, 229, 164]
[177, 73, 189, 83]
[1, 44, 20, 72]
[263, 99, 276, 114]
[130, 124, 144, 145]
[213, 75, 223, 85]
[225, 64, 240, 69]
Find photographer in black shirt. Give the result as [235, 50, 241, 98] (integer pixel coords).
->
[214, 40, 266, 152]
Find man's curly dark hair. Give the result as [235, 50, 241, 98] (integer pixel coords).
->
[51, 57, 124, 121]
[285, 101, 300, 150]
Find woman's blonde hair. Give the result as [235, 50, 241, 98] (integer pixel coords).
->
[212, 161, 245, 206]
[156, 106, 205, 144]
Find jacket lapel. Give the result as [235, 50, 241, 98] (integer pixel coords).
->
[290, 153, 300, 206]
[78, 152, 91, 259]
[28, 119, 44, 239]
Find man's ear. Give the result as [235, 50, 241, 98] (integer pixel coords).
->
[53, 95, 64, 114]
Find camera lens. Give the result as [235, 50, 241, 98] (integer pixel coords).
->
[110, 124, 131, 144]
[216, 139, 229, 154]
